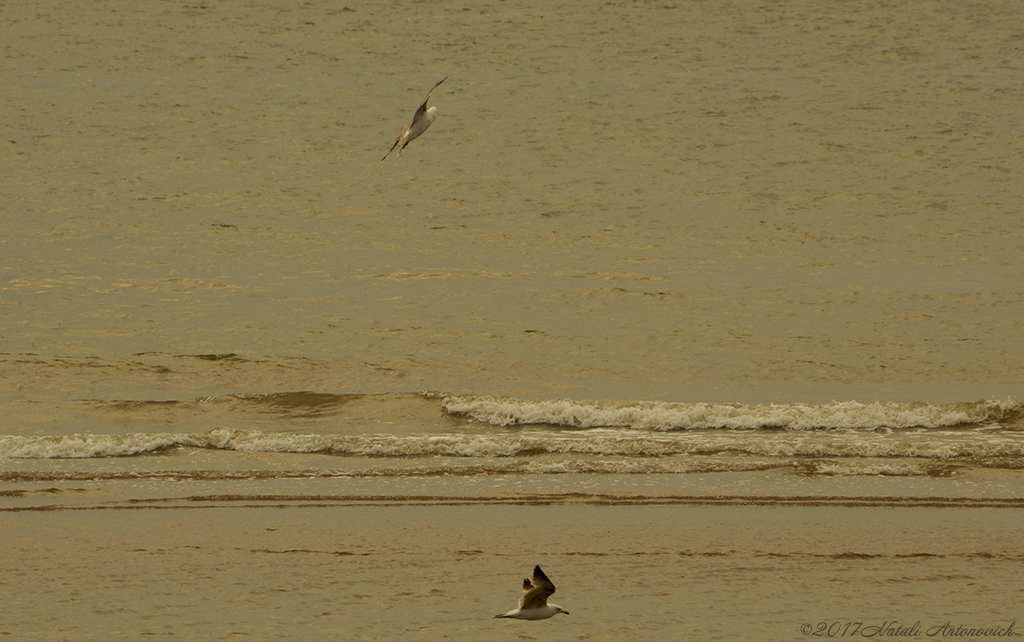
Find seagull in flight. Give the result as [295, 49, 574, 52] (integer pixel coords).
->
[381, 76, 448, 160]
[494, 565, 569, 620]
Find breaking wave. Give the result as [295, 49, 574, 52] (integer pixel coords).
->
[437, 395, 1024, 431]
[2, 427, 1023, 464]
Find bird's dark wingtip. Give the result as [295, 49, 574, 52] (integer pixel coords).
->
[533, 565, 555, 589]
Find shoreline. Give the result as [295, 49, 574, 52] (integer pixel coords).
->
[4, 468, 1024, 512]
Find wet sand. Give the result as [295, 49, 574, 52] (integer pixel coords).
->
[4, 472, 1023, 641]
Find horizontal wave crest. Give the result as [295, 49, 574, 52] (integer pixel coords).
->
[3, 427, 1023, 462]
[438, 396, 1023, 431]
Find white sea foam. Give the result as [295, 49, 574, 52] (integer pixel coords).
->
[438, 396, 1023, 431]
[2, 427, 1023, 463]
[808, 462, 938, 477]
[0, 433, 206, 459]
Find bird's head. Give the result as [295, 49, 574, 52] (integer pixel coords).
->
[552, 605, 569, 616]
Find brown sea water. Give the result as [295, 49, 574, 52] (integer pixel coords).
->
[4, 0, 1023, 402]
[2, 0, 1024, 639]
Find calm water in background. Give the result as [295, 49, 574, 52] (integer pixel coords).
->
[2, 1, 1024, 640]
[4, 0, 1023, 404]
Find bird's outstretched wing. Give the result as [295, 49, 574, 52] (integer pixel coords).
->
[519, 565, 556, 609]
[532, 565, 556, 593]
[412, 76, 448, 121]
[382, 136, 403, 161]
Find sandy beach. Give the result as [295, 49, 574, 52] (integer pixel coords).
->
[4, 470, 1023, 640]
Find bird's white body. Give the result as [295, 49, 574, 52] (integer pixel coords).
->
[495, 603, 568, 621]
[395, 106, 437, 155]
[381, 78, 446, 160]
[494, 565, 569, 621]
